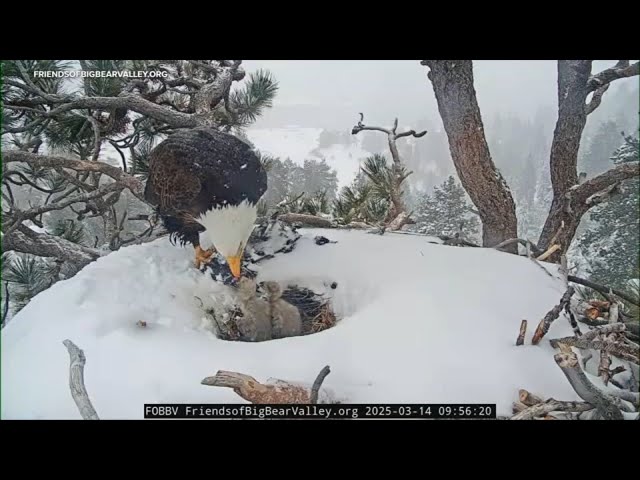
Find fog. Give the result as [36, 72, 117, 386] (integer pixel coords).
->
[242, 60, 635, 130]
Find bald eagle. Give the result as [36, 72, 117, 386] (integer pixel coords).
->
[144, 128, 267, 278]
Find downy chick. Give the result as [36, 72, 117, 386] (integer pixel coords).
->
[235, 277, 272, 342]
[263, 281, 302, 339]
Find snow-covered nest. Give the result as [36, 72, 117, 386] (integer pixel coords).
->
[0, 228, 623, 419]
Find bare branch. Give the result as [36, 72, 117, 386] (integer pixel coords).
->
[516, 320, 527, 346]
[2, 225, 100, 273]
[585, 83, 610, 115]
[553, 350, 624, 419]
[63, 340, 99, 420]
[574, 162, 638, 207]
[551, 329, 639, 365]
[510, 399, 593, 420]
[351, 125, 391, 135]
[587, 61, 640, 92]
[8, 182, 123, 226]
[531, 287, 575, 345]
[492, 238, 543, 256]
[310, 365, 331, 404]
[5, 94, 199, 129]
[395, 129, 428, 139]
[4, 151, 146, 202]
[568, 275, 639, 307]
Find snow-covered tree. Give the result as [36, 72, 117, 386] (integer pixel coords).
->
[412, 175, 481, 241]
[1, 60, 278, 320]
[577, 131, 639, 290]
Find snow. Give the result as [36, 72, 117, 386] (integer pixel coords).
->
[246, 127, 370, 188]
[0, 229, 623, 419]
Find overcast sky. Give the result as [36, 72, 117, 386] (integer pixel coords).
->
[242, 60, 636, 130]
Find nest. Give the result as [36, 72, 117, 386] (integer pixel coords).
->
[279, 286, 336, 335]
[207, 284, 338, 341]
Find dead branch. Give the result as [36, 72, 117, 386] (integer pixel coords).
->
[551, 332, 639, 365]
[565, 303, 582, 337]
[516, 320, 527, 346]
[62, 340, 99, 420]
[568, 275, 639, 307]
[605, 388, 639, 406]
[577, 316, 640, 337]
[585, 83, 610, 115]
[553, 350, 624, 419]
[599, 350, 612, 386]
[587, 61, 640, 92]
[573, 162, 639, 207]
[277, 213, 334, 228]
[310, 365, 331, 404]
[519, 389, 543, 406]
[510, 399, 593, 420]
[2, 225, 100, 275]
[201, 370, 312, 404]
[493, 238, 543, 257]
[512, 401, 528, 414]
[537, 244, 561, 262]
[531, 287, 575, 345]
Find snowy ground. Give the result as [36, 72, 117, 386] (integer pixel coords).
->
[0, 229, 615, 419]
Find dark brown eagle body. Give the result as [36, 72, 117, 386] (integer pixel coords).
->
[144, 128, 267, 248]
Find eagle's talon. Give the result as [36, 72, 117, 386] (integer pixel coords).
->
[194, 245, 215, 269]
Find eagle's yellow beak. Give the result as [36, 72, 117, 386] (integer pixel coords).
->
[226, 255, 242, 278]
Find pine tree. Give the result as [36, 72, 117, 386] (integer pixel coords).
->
[412, 175, 481, 241]
[577, 131, 639, 290]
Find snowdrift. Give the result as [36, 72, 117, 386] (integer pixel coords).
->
[2, 229, 588, 419]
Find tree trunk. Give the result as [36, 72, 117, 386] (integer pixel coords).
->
[422, 61, 518, 251]
[537, 61, 592, 260]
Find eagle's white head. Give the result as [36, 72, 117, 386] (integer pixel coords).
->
[196, 199, 258, 278]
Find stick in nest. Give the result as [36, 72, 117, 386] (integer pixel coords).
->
[311, 302, 337, 333]
[553, 350, 624, 420]
[510, 399, 592, 420]
[531, 287, 575, 345]
[516, 320, 527, 346]
[310, 365, 331, 404]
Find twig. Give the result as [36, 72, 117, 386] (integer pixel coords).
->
[510, 399, 592, 420]
[531, 287, 575, 345]
[553, 350, 624, 420]
[568, 275, 639, 307]
[62, 340, 99, 420]
[493, 238, 543, 257]
[599, 350, 612, 386]
[526, 240, 554, 278]
[310, 365, 331, 404]
[537, 244, 561, 262]
[565, 303, 582, 337]
[516, 320, 527, 346]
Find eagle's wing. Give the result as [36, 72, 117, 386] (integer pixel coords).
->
[144, 144, 203, 215]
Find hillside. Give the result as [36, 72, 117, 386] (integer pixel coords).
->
[4, 227, 625, 420]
